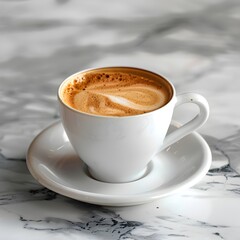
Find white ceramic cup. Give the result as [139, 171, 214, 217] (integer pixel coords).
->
[58, 67, 209, 183]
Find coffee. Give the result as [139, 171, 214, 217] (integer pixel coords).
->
[61, 68, 172, 117]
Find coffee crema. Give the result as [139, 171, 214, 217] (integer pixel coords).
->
[61, 70, 172, 117]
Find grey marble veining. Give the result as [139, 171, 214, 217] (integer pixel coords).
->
[0, 0, 240, 239]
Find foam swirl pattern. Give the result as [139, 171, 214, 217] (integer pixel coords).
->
[62, 72, 171, 116]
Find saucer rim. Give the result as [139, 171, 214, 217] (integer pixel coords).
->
[27, 121, 212, 206]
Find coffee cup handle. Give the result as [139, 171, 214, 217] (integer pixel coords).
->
[159, 93, 209, 152]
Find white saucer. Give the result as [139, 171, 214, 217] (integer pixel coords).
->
[27, 121, 211, 206]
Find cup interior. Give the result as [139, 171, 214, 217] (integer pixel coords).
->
[58, 66, 174, 117]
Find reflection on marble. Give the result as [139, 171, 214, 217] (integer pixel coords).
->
[0, 0, 240, 239]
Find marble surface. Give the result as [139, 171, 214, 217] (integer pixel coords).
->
[0, 0, 240, 239]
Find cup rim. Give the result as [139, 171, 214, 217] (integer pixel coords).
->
[58, 66, 176, 119]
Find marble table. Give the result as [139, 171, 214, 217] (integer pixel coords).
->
[1, 0, 240, 239]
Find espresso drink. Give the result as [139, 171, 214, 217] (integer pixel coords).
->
[61, 68, 172, 117]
